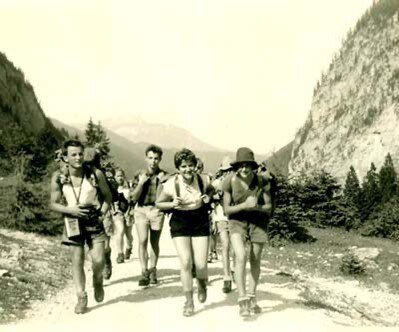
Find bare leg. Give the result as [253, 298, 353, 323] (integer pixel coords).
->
[230, 233, 247, 299]
[71, 246, 86, 294]
[248, 242, 264, 295]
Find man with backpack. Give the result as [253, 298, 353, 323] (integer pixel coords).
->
[50, 139, 112, 314]
[222, 147, 273, 317]
[131, 144, 168, 286]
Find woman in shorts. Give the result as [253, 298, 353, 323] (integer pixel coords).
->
[156, 148, 213, 317]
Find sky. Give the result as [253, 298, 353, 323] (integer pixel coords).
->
[0, 0, 372, 154]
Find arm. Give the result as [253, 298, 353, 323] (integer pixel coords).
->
[95, 168, 112, 216]
[248, 188, 273, 216]
[222, 190, 254, 216]
[155, 183, 182, 211]
[49, 172, 89, 218]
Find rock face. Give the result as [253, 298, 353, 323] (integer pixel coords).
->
[289, 2, 399, 183]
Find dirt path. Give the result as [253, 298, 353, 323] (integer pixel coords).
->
[5, 230, 380, 332]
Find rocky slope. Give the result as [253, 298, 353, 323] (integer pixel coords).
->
[289, 1, 399, 183]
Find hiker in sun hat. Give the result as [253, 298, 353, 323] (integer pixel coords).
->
[222, 147, 273, 317]
[210, 156, 235, 293]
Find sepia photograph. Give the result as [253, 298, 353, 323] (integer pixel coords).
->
[0, 0, 399, 331]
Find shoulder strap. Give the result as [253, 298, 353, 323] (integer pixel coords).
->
[174, 174, 205, 197]
[197, 174, 205, 195]
[174, 174, 181, 198]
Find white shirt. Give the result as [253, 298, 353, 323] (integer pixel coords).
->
[162, 174, 210, 211]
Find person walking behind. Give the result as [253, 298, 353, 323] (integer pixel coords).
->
[113, 168, 135, 263]
[131, 144, 167, 286]
[211, 156, 235, 293]
[156, 148, 214, 317]
[222, 147, 273, 317]
[50, 139, 112, 314]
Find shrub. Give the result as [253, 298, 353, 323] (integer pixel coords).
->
[1, 180, 62, 236]
[361, 196, 399, 240]
[340, 253, 365, 275]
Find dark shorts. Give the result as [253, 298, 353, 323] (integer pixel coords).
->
[62, 218, 106, 248]
[229, 219, 267, 243]
[169, 206, 210, 238]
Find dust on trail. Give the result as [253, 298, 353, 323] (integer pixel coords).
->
[4, 230, 383, 332]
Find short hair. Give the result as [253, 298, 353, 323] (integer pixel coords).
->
[62, 139, 84, 156]
[115, 168, 125, 177]
[174, 148, 197, 169]
[195, 158, 204, 172]
[145, 144, 163, 158]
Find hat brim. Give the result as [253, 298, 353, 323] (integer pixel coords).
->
[230, 160, 258, 169]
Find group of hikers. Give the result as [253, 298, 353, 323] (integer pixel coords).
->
[50, 139, 274, 318]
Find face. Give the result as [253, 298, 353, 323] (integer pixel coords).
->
[178, 160, 196, 181]
[65, 146, 83, 169]
[237, 162, 255, 178]
[195, 162, 204, 174]
[115, 171, 125, 185]
[145, 151, 161, 171]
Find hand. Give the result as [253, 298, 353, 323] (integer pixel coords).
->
[172, 196, 183, 208]
[244, 196, 258, 209]
[201, 194, 210, 204]
[68, 205, 90, 218]
[138, 173, 150, 184]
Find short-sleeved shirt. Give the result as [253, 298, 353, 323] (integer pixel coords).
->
[222, 172, 270, 224]
[162, 174, 210, 211]
[134, 169, 167, 206]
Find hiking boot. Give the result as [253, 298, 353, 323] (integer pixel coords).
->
[212, 250, 218, 261]
[124, 247, 132, 260]
[197, 279, 207, 303]
[191, 264, 196, 278]
[183, 301, 194, 317]
[74, 291, 88, 314]
[138, 270, 150, 286]
[103, 248, 112, 280]
[238, 298, 250, 317]
[222, 280, 232, 294]
[93, 278, 104, 303]
[207, 253, 213, 263]
[116, 253, 124, 264]
[248, 295, 261, 314]
[149, 267, 158, 284]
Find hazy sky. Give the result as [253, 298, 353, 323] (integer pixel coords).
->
[0, 0, 372, 153]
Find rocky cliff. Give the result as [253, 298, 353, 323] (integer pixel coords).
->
[289, 0, 399, 183]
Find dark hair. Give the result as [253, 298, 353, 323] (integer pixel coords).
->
[174, 148, 197, 169]
[62, 139, 84, 156]
[145, 144, 163, 158]
[196, 158, 204, 171]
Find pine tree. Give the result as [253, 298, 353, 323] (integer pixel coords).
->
[379, 153, 398, 204]
[361, 163, 381, 221]
[84, 117, 97, 147]
[344, 166, 362, 207]
[84, 118, 111, 160]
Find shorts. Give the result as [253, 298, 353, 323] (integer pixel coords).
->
[102, 210, 135, 236]
[170, 206, 210, 238]
[134, 205, 164, 231]
[61, 219, 106, 248]
[229, 219, 267, 243]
